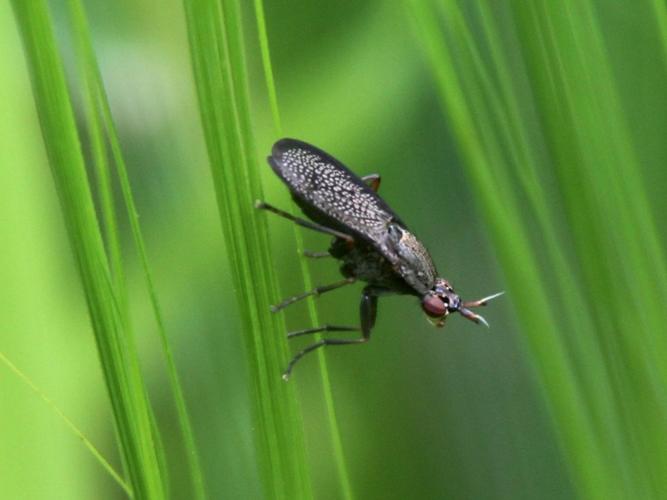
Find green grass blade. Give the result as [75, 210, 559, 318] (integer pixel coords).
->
[408, 1, 667, 498]
[65, 1, 207, 497]
[182, 0, 313, 497]
[650, 0, 667, 67]
[252, 2, 354, 498]
[10, 1, 166, 497]
[253, 0, 282, 135]
[407, 8, 607, 496]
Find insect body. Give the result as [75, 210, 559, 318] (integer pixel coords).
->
[256, 138, 503, 380]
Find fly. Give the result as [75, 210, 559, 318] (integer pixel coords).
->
[256, 138, 503, 380]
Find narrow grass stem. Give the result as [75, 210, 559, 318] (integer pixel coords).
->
[252, 2, 354, 499]
[0, 351, 132, 497]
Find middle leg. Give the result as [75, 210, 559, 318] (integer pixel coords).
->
[282, 287, 379, 380]
[270, 277, 356, 312]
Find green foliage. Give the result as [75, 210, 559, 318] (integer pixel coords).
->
[182, 0, 312, 498]
[409, 1, 667, 498]
[10, 1, 166, 497]
[0, 350, 131, 495]
[253, 1, 353, 498]
[67, 0, 206, 497]
[4, 0, 667, 498]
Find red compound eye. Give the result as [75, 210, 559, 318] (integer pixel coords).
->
[422, 295, 446, 317]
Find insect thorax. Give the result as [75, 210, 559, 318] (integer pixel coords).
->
[385, 224, 439, 295]
[330, 238, 417, 295]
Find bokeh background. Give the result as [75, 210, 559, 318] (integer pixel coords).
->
[2, 1, 666, 499]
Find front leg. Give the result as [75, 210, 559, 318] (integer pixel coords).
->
[255, 200, 354, 242]
[281, 286, 379, 380]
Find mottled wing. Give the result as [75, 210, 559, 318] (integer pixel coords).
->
[268, 138, 406, 246]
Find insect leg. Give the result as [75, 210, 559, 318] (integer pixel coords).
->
[361, 174, 381, 192]
[255, 201, 353, 242]
[302, 250, 331, 259]
[281, 287, 378, 380]
[288, 325, 358, 339]
[360, 286, 379, 333]
[270, 277, 356, 312]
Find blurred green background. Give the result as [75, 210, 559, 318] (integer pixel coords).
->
[2, 0, 667, 499]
